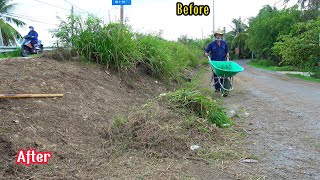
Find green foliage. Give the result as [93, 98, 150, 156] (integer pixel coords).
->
[54, 15, 142, 69]
[230, 17, 248, 35]
[247, 5, 302, 60]
[0, 0, 25, 45]
[284, 0, 320, 10]
[273, 18, 320, 67]
[311, 68, 320, 79]
[227, 17, 251, 59]
[113, 115, 129, 129]
[232, 32, 250, 59]
[225, 32, 235, 49]
[53, 15, 205, 80]
[138, 34, 203, 79]
[0, 48, 20, 58]
[287, 74, 320, 83]
[163, 88, 232, 128]
[249, 59, 278, 67]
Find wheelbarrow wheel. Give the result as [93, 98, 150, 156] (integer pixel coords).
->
[221, 77, 230, 97]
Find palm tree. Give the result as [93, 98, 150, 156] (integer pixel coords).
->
[284, 0, 320, 9]
[0, 0, 25, 46]
[230, 17, 248, 36]
[232, 32, 249, 59]
[229, 17, 250, 59]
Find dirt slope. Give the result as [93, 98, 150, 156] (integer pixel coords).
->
[0, 58, 167, 179]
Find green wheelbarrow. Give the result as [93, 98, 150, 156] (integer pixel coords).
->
[208, 57, 244, 97]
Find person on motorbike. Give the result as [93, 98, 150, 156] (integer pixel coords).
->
[26, 26, 38, 51]
[205, 28, 229, 92]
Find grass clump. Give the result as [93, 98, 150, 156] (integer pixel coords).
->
[162, 88, 232, 128]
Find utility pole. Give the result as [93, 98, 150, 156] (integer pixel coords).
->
[223, 27, 226, 40]
[212, 0, 215, 33]
[120, 5, 124, 24]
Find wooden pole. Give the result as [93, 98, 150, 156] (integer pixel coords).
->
[0, 94, 64, 99]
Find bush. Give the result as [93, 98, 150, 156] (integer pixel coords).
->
[273, 18, 320, 68]
[247, 5, 302, 60]
[311, 67, 320, 78]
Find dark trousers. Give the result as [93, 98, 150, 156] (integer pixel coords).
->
[212, 70, 222, 90]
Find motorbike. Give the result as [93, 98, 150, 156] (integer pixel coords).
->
[20, 35, 44, 57]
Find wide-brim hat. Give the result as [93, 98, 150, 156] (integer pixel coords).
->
[214, 29, 224, 36]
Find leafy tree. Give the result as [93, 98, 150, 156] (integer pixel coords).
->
[0, 0, 25, 45]
[246, 5, 302, 60]
[273, 18, 320, 67]
[284, 0, 320, 9]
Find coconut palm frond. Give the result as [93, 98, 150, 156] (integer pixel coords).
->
[0, 2, 16, 14]
[284, 0, 319, 9]
[0, 19, 22, 46]
[5, 16, 26, 27]
[0, 0, 26, 46]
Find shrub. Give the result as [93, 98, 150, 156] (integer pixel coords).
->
[273, 18, 320, 68]
[247, 5, 302, 60]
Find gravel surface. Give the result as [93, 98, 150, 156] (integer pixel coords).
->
[223, 60, 320, 179]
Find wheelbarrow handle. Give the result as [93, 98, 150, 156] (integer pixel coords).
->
[208, 56, 230, 61]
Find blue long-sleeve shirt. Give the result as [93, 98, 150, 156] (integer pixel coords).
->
[205, 40, 228, 61]
[28, 30, 38, 41]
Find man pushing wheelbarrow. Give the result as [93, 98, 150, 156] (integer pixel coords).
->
[205, 29, 244, 97]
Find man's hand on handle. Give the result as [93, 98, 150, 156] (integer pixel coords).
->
[205, 52, 210, 57]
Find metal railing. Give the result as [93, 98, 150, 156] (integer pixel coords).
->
[0, 46, 55, 53]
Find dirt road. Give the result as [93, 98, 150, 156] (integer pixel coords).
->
[223, 60, 320, 179]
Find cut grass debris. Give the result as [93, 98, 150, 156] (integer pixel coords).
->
[163, 88, 233, 128]
[102, 87, 235, 159]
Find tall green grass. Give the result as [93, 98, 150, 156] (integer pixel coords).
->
[53, 15, 205, 80]
[137, 34, 201, 78]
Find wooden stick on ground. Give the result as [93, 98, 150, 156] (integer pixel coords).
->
[0, 94, 64, 99]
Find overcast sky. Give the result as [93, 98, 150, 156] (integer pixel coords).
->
[11, 0, 294, 46]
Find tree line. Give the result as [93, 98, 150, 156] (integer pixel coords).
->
[220, 0, 320, 68]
